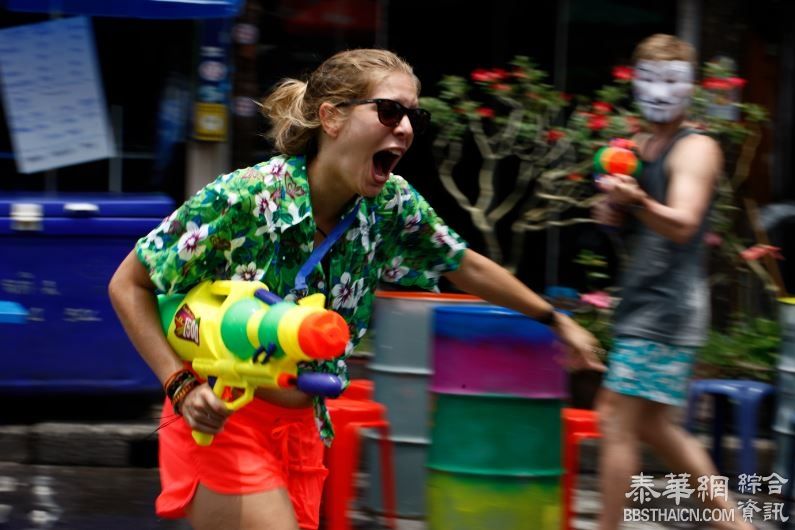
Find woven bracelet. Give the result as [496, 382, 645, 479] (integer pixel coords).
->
[171, 378, 200, 415]
[164, 369, 198, 414]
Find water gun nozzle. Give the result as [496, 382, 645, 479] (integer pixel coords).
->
[298, 311, 350, 360]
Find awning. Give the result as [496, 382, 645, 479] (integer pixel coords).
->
[3, 0, 243, 19]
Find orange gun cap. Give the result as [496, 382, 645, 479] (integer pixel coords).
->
[298, 312, 350, 359]
[277, 373, 296, 388]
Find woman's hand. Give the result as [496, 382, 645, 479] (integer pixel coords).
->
[179, 383, 233, 435]
[552, 313, 607, 372]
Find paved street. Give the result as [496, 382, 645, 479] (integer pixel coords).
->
[0, 395, 791, 529]
[0, 462, 789, 530]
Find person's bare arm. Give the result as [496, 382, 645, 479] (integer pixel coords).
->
[444, 249, 605, 371]
[109, 251, 184, 383]
[599, 135, 722, 244]
[108, 251, 229, 431]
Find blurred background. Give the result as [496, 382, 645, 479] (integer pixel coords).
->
[1, 1, 795, 529]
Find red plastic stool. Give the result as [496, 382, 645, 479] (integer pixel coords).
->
[323, 397, 396, 530]
[340, 379, 374, 401]
[562, 408, 601, 530]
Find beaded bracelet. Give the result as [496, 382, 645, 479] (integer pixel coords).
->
[171, 378, 200, 415]
[164, 368, 199, 415]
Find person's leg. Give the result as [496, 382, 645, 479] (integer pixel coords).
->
[638, 401, 754, 530]
[595, 388, 648, 530]
[186, 484, 300, 530]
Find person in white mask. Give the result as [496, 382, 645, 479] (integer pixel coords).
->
[592, 34, 754, 530]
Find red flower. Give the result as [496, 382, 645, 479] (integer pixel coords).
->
[546, 129, 565, 143]
[593, 101, 612, 114]
[728, 77, 747, 89]
[471, 69, 493, 83]
[612, 65, 634, 81]
[492, 68, 508, 81]
[702, 77, 734, 91]
[492, 83, 511, 92]
[477, 107, 495, 119]
[740, 244, 783, 261]
[587, 114, 609, 131]
[471, 68, 509, 83]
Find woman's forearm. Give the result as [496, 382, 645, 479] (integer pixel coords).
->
[444, 249, 555, 321]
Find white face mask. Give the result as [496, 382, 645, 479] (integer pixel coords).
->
[632, 60, 694, 123]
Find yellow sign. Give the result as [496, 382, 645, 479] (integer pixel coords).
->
[193, 102, 228, 141]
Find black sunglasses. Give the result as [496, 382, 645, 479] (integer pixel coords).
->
[337, 98, 431, 134]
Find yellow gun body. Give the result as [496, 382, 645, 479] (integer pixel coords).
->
[158, 280, 348, 445]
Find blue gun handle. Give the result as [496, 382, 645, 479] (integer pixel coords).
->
[296, 373, 344, 398]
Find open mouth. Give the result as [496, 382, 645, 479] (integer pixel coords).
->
[372, 149, 402, 182]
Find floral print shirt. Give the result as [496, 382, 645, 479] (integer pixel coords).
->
[136, 154, 467, 442]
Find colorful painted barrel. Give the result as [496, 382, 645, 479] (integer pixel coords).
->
[364, 291, 480, 518]
[773, 298, 795, 476]
[427, 305, 566, 530]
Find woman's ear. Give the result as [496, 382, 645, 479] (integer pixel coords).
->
[318, 102, 343, 138]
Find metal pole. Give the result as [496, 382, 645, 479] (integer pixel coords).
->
[545, 0, 570, 287]
[109, 105, 123, 193]
[375, 0, 389, 49]
[677, 0, 702, 62]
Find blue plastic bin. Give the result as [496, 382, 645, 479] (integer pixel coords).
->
[0, 193, 173, 393]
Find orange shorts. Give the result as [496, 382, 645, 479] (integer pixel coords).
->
[156, 397, 327, 530]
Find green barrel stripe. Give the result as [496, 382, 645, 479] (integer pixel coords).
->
[220, 299, 262, 360]
[428, 393, 563, 475]
[258, 302, 293, 359]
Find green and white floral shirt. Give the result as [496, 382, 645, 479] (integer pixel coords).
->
[136, 154, 467, 442]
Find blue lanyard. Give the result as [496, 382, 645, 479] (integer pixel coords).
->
[292, 205, 359, 297]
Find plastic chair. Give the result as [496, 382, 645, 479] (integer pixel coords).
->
[685, 379, 775, 477]
[562, 408, 601, 530]
[340, 379, 374, 401]
[323, 392, 396, 530]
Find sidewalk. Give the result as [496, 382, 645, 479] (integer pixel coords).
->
[0, 396, 790, 529]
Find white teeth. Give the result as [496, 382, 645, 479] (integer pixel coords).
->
[387, 149, 402, 156]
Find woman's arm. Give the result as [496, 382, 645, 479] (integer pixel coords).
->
[108, 251, 230, 431]
[444, 249, 606, 372]
[109, 252, 184, 383]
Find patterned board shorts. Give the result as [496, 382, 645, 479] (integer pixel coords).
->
[603, 337, 697, 407]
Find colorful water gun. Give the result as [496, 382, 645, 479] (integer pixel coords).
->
[158, 280, 349, 445]
[593, 138, 642, 177]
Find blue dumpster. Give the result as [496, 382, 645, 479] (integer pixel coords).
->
[0, 193, 173, 393]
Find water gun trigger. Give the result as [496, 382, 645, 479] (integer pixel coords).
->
[191, 378, 255, 446]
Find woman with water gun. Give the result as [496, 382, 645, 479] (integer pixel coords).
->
[108, 48, 604, 530]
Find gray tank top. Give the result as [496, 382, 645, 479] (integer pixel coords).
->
[612, 129, 712, 346]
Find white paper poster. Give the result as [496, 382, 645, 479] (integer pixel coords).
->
[0, 16, 115, 174]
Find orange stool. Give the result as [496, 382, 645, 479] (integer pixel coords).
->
[323, 396, 396, 530]
[562, 408, 601, 530]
